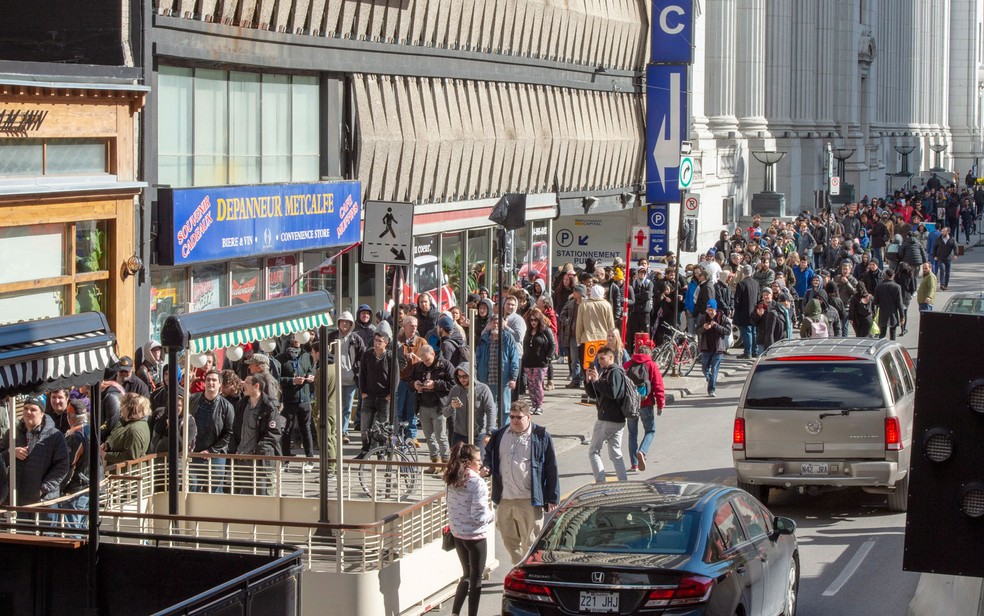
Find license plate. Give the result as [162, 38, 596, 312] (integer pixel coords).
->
[801, 462, 829, 475]
[579, 591, 619, 613]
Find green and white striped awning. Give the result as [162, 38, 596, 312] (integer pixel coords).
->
[189, 312, 333, 354]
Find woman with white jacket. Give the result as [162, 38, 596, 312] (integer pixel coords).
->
[443, 442, 495, 616]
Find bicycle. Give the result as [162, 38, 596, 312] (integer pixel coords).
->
[652, 324, 699, 377]
[357, 421, 420, 500]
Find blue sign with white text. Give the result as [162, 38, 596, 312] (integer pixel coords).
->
[651, 0, 693, 63]
[646, 64, 688, 204]
[648, 203, 669, 257]
[158, 181, 362, 266]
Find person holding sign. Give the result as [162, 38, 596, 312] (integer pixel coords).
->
[575, 285, 614, 404]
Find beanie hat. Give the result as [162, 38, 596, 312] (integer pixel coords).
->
[706, 299, 718, 310]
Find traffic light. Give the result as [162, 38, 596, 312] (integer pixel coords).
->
[903, 312, 984, 578]
[681, 217, 698, 253]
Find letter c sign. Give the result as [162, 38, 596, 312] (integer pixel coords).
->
[660, 5, 685, 35]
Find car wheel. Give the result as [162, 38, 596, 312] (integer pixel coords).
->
[782, 557, 799, 616]
[887, 474, 909, 512]
[737, 480, 770, 506]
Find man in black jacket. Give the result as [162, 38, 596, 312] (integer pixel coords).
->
[585, 347, 627, 483]
[733, 265, 760, 359]
[11, 396, 69, 512]
[411, 345, 456, 468]
[277, 338, 316, 465]
[358, 326, 394, 455]
[873, 269, 905, 341]
[190, 369, 236, 492]
[627, 260, 653, 352]
[932, 226, 958, 290]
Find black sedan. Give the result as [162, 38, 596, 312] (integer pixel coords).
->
[502, 481, 798, 616]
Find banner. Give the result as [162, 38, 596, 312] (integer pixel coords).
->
[158, 181, 362, 266]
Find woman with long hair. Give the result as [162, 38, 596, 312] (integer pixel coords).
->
[522, 308, 554, 416]
[443, 443, 494, 616]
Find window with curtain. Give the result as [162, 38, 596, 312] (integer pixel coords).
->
[157, 66, 321, 188]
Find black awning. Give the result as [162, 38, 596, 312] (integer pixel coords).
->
[159, 291, 334, 352]
[0, 312, 118, 396]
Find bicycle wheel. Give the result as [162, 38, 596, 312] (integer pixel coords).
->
[683, 340, 700, 376]
[358, 447, 419, 500]
[653, 343, 673, 375]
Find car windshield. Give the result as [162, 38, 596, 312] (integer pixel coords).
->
[943, 297, 984, 315]
[537, 505, 698, 555]
[744, 362, 886, 409]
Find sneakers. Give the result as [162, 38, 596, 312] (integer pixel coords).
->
[411, 438, 422, 448]
[565, 381, 582, 389]
[709, 391, 718, 397]
[302, 462, 315, 472]
[545, 381, 555, 391]
[342, 436, 350, 445]
[630, 465, 639, 473]
[531, 406, 543, 415]
[580, 396, 590, 404]
[636, 451, 647, 472]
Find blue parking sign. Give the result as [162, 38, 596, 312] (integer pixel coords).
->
[648, 204, 669, 257]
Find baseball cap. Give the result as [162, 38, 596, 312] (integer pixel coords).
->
[437, 315, 455, 332]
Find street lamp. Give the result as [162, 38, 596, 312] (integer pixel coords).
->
[930, 143, 948, 172]
[894, 144, 916, 176]
[751, 151, 787, 192]
[832, 147, 855, 180]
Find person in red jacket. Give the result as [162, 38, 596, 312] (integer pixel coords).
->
[623, 335, 666, 472]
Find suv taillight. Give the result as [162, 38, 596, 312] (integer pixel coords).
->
[886, 417, 903, 451]
[733, 418, 746, 451]
[645, 575, 715, 608]
[503, 568, 554, 604]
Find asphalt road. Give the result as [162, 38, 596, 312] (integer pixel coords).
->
[429, 240, 984, 616]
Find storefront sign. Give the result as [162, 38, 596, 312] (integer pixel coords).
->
[158, 181, 362, 266]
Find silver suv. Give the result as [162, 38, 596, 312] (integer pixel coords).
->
[732, 338, 916, 512]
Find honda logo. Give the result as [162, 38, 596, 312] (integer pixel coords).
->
[591, 572, 605, 584]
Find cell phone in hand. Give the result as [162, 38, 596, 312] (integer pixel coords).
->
[452, 397, 462, 405]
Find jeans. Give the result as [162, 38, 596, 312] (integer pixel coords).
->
[395, 380, 418, 439]
[452, 537, 488, 616]
[626, 406, 656, 464]
[340, 384, 357, 434]
[700, 352, 724, 394]
[59, 492, 89, 530]
[813, 252, 825, 270]
[568, 343, 583, 385]
[190, 457, 227, 493]
[282, 402, 314, 457]
[360, 396, 390, 452]
[840, 317, 850, 337]
[919, 303, 933, 312]
[938, 260, 952, 287]
[419, 405, 450, 460]
[588, 420, 627, 482]
[873, 246, 884, 269]
[739, 325, 756, 357]
[451, 431, 487, 449]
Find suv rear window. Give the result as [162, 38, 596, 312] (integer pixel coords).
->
[744, 361, 886, 409]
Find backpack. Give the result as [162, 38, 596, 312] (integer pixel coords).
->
[626, 360, 652, 399]
[449, 340, 470, 368]
[617, 367, 641, 419]
[807, 317, 829, 338]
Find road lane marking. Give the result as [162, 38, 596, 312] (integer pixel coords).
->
[821, 539, 876, 597]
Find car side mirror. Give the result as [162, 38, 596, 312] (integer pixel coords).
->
[771, 516, 796, 541]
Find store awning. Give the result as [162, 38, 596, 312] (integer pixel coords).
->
[0, 312, 118, 396]
[160, 291, 335, 354]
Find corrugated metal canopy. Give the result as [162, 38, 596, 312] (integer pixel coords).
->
[0, 312, 118, 396]
[160, 291, 335, 353]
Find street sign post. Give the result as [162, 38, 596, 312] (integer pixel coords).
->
[362, 200, 413, 265]
[830, 176, 841, 196]
[646, 65, 688, 203]
[678, 156, 694, 190]
[683, 193, 700, 217]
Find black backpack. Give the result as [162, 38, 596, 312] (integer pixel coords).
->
[448, 338, 470, 368]
[626, 360, 652, 399]
[617, 367, 641, 419]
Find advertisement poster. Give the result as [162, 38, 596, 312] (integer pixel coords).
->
[267, 255, 296, 299]
[231, 262, 262, 305]
[158, 181, 362, 266]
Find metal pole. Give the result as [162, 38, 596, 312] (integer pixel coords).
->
[86, 385, 102, 615]
[671, 193, 683, 332]
[389, 266, 403, 426]
[167, 348, 179, 515]
[181, 351, 191, 511]
[496, 227, 506, 428]
[6, 396, 15, 514]
[333, 339, 344, 524]
[467, 308, 477, 445]
[318, 325, 329, 524]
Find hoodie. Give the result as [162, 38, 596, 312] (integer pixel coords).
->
[474, 298, 494, 335]
[354, 304, 377, 347]
[138, 340, 164, 392]
[439, 326, 468, 366]
[531, 278, 550, 300]
[444, 362, 497, 437]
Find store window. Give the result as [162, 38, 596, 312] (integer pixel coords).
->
[157, 66, 320, 188]
[191, 263, 227, 312]
[0, 138, 108, 179]
[151, 268, 189, 340]
[267, 255, 295, 298]
[0, 221, 110, 325]
[468, 229, 491, 292]
[231, 260, 263, 305]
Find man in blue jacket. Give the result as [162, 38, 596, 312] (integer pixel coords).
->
[482, 400, 559, 565]
[475, 319, 520, 426]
